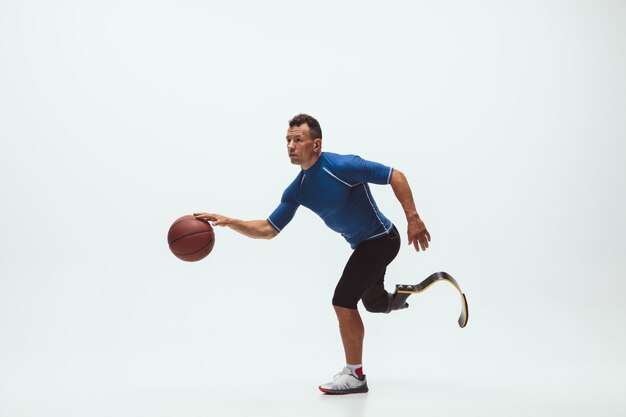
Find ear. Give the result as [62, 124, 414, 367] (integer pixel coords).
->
[314, 139, 322, 151]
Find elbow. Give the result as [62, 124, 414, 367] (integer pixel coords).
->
[264, 223, 279, 240]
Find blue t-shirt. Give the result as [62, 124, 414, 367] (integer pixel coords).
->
[268, 152, 394, 249]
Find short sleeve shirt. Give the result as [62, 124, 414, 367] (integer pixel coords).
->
[268, 152, 394, 249]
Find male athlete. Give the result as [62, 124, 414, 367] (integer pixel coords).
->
[194, 113, 431, 394]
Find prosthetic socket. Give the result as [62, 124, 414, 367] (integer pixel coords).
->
[385, 289, 410, 314]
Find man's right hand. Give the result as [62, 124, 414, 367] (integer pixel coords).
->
[193, 212, 231, 227]
[193, 213, 278, 240]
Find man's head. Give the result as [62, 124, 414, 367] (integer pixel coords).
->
[289, 113, 322, 141]
[286, 113, 323, 169]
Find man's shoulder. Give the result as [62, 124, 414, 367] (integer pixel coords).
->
[322, 152, 360, 168]
[283, 170, 304, 192]
[322, 151, 392, 184]
[276, 170, 303, 204]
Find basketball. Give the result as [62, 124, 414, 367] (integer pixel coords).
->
[167, 215, 215, 262]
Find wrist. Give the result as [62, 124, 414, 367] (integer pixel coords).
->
[405, 210, 420, 221]
[223, 217, 236, 228]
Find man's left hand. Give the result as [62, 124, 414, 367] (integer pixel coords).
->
[408, 218, 431, 252]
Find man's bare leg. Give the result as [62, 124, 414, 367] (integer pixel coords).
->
[319, 306, 369, 394]
[333, 306, 364, 364]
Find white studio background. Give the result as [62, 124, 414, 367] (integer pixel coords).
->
[1, 1, 625, 416]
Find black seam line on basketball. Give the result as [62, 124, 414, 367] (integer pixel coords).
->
[174, 238, 215, 256]
[171, 236, 214, 255]
[168, 217, 210, 236]
[171, 216, 200, 227]
[168, 230, 214, 245]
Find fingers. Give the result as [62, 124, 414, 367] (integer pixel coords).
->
[421, 229, 430, 251]
[194, 212, 219, 224]
[194, 212, 229, 227]
[409, 229, 431, 252]
[193, 212, 215, 221]
[418, 231, 430, 251]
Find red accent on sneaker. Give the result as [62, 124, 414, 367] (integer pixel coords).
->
[355, 367, 363, 378]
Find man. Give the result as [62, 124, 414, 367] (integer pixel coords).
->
[194, 113, 430, 394]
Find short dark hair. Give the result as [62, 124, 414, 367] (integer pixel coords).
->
[288, 113, 322, 140]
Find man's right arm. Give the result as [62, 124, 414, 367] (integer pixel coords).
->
[193, 213, 278, 240]
[195, 175, 299, 241]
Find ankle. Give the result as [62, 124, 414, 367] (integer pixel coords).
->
[346, 363, 363, 377]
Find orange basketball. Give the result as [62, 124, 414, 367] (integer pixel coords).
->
[167, 215, 215, 262]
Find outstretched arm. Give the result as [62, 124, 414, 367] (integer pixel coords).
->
[193, 213, 278, 240]
[389, 169, 431, 252]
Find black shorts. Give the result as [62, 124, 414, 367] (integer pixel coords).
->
[332, 225, 401, 312]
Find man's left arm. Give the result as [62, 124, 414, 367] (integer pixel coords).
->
[389, 169, 431, 252]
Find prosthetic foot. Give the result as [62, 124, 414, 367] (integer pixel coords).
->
[390, 271, 469, 328]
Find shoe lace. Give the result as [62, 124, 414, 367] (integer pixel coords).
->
[333, 367, 352, 380]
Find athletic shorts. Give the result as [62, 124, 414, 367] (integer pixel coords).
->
[332, 225, 401, 311]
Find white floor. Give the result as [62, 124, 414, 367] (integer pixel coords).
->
[2, 254, 625, 417]
[1, 357, 624, 417]
[2, 300, 625, 417]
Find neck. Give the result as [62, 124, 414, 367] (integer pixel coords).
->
[300, 152, 321, 170]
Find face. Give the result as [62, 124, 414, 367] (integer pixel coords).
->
[286, 124, 321, 169]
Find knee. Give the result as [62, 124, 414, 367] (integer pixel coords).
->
[362, 294, 389, 313]
[333, 305, 357, 317]
[332, 293, 358, 310]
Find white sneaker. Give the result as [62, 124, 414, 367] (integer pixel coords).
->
[319, 367, 369, 394]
